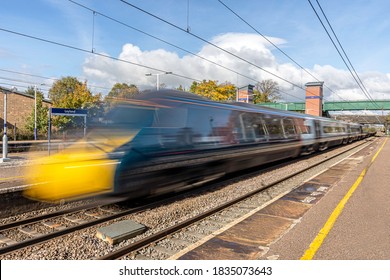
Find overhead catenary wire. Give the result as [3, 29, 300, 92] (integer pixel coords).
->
[69, 0, 319, 106]
[314, 0, 377, 105]
[308, 0, 380, 109]
[118, 0, 307, 92]
[117, 0, 366, 114]
[216, 0, 378, 122]
[1, 0, 376, 123]
[217, 0, 319, 84]
[0, 2, 346, 112]
[217, 0, 380, 119]
[0, 0, 327, 107]
[217, 0, 348, 110]
[68, 0, 261, 86]
[308, 0, 381, 123]
[0, 69, 111, 93]
[0, 27, 202, 85]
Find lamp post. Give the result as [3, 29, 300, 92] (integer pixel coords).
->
[34, 85, 37, 140]
[34, 83, 45, 140]
[1, 87, 15, 163]
[145, 72, 172, 90]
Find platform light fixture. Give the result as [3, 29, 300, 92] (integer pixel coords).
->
[145, 72, 172, 90]
[1, 87, 16, 163]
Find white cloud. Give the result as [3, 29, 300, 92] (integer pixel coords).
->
[82, 32, 390, 102]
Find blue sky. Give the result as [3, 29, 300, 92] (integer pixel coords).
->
[1, 0, 390, 104]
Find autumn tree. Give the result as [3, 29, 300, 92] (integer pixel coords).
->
[49, 76, 81, 105]
[106, 83, 139, 100]
[189, 80, 236, 101]
[49, 77, 103, 131]
[253, 79, 281, 104]
[24, 86, 49, 139]
[104, 83, 139, 109]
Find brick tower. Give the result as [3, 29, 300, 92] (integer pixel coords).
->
[305, 81, 324, 117]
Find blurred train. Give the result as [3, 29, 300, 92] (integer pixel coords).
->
[24, 90, 376, 202]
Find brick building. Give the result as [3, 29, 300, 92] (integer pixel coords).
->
[0, 86, 52, 140]
[305, 81, 324, 117]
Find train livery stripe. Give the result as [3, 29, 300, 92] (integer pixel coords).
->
[300, 138, 388, 260]
[0, 175, 24, 181]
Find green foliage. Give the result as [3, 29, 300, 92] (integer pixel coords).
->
[189, 80, 236, 101]
[176, 85, 185, 91]
[49, 76, 82, 105]
[49, 77, 103, 131]
[24, 86, 49, 139]
[104, 83, 139, 109]
[106, 83, 139, 100]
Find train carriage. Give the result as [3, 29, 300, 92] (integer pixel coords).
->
[24, 90, 368, 202]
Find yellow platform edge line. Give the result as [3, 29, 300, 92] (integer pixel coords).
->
[300, 138, 388, 260]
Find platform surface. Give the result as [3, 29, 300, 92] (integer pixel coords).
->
[175, 137, 390, 260]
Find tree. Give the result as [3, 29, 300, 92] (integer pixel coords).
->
[24, 86, 49, 139]
[176, 85, 185, 91]
[49, 77, 103, 131]
[189, 80, 236, 101]
[104, 83, 139, 109]
[253, 79, 281, 104]
[49, 76, 82, 105]
[106, 83, 139, 100]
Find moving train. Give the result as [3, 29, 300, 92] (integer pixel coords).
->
[24, 90, 375, 202]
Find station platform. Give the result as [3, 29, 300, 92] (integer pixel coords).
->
[173, 136, 390, 260]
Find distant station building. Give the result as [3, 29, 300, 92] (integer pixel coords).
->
[305, 81, 324, 117]
[0, 86, 52, 140]
[237, 84, 255, 103]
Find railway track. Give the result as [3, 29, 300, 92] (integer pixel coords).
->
[0, 137, 378, 259]
[0, 192, 207, 256]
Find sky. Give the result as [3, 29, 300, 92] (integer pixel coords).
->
[1, 0, 390, 107]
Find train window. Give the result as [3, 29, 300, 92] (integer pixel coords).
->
[323, 125, 334, 133]
[240, 113, 265, 142]
[282, 118, 297, 138]
[335, 125, 346, 133]
[104, 105, 155, 129]
[152, 107, 187, 128]
[264, 116, 284, 140]
[323, 123, 346, 134]
[294, 119, 311, 134]
[351, 126, 360, 133]
[186, 106, 233, 146]
[254, 122, 266, 140]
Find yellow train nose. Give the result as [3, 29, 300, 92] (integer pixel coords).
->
[23, 153, 118, 203]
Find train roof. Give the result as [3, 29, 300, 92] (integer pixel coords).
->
[134, 90, 362, 125]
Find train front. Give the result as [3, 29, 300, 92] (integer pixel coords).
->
[23, 100, 157, 203]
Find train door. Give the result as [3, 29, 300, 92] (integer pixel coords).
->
[314, 120, 321, 139]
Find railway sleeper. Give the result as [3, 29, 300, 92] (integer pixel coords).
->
[134, 253, 153, 260]
[153, 244, 179, 256]
[18, 227, 44, 238]
[84, 211, 108, 219]
[184, 230, 207, 239]
[169, 237, 192, 247]
[0, 234, 17, 245]
[42, 221, 67, 231]
[64, 216, 88, 224]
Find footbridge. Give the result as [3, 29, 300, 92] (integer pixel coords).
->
[257, 100, 390, 124]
